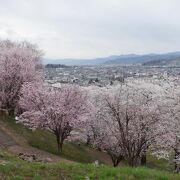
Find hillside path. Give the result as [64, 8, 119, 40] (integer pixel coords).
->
[0, 122, 74, 163]
[0, 128, 17, 148]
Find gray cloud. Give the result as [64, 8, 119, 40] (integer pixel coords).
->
[0, 0, 180, 58]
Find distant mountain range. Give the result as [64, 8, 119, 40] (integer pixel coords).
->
[143, 58, 180, 66]
[43, 52, 180, 66]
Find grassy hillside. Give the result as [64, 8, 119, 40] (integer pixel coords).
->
[0, 113, 111, 164]
[0, 149, 179, 180]
[0, 113, 175, 172]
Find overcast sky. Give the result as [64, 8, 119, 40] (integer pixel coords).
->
[0, 0, 180, 59]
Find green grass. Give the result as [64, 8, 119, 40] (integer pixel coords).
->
[0, 150, 179, 180]
[147, 154, 173, 171]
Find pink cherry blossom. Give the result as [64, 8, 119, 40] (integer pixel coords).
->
[0, 40, 43, 115]
[17, 83, 88, 153]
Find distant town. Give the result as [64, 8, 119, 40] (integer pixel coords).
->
[45, 64, 180, 87]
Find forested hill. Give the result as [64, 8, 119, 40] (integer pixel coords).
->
[45, 64, 70, 68]
[143, 58, 180, 66]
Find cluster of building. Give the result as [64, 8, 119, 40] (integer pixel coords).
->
[44, 65, 180, 87]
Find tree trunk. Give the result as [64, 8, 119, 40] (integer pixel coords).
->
[8, 109, 14, 116]
[174, 137, 180, 173]
[56, 135, 63, 154]
[128, 157, 139, 167]
[141, 154, 147, 166]
[109, 153, 123, 167]
[128, 160, 134, 167]
[113, 160, 119, 167]
[59, 141, 63, 153]
[174, 150, 180, 173]
[86, 135, 91, 145]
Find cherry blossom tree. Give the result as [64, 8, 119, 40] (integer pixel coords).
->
[17, 83, 88, 153]
[90, 115, 124, 167]
[87, 83, 169, 167]
[84, 86, 125, 166]
[155, 82, 180, 172]
[85, 89, 104, 147]
[0, 40, 43, 115]
[121, 79, 180, 171]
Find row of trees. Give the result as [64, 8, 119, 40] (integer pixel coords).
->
[0, 40, 179, 171]
[45, 64, 69, 69]
[18, 80, 180, 171]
